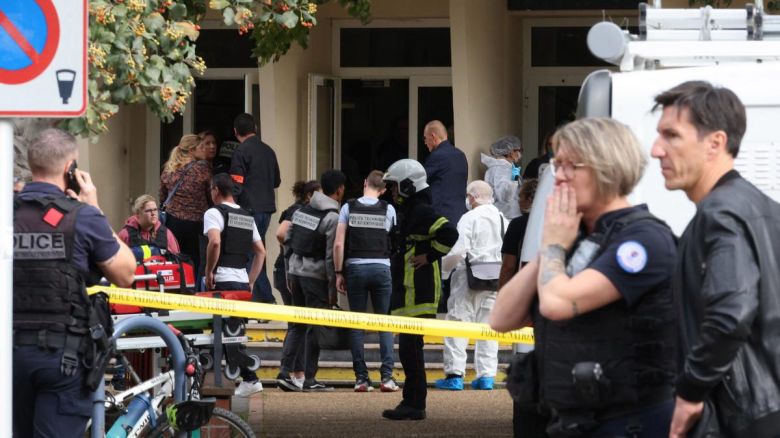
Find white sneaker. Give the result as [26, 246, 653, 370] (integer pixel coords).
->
[234, 380, 263, 397]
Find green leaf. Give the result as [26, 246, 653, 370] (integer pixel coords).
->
[277, 11, 298, 28]
[144, 12, 165, 32]
[111, 85, 133, 101]
[169, 3, 188, 21]
[172, 62, 191, 78]
[209, 0, 230, 9]
[223, 7, 235, 26]
[145, 67, 162, 82]
[113, 5, 128, 18]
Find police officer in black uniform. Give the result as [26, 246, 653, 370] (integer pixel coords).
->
[13, 128, 136, 437]
[490, 119, 678, 437]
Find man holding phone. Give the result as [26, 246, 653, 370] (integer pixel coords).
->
[13, 128, 136, 437]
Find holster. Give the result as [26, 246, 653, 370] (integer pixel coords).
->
[506, 351, 540, 410]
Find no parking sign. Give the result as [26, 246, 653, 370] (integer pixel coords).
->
[0, 0, 86, 117]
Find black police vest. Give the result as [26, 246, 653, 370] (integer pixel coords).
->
[13, 195, 91, 337]
[534, 209, 676, 415]
[124, 224, 169, 250]
[345, 199, 390, 259]
[215, 204, 254, 269]
[290, 204, 336, 259]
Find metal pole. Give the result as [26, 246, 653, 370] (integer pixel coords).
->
[213, 292, 223, 387]
[1, 120, 13, 438]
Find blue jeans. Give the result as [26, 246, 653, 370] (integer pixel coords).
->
[346, 263, 394, 380]
[588, 400, 674, 438]
[247, 212, 275, 304]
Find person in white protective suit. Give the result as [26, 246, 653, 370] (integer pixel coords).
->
[435, 180, 506, 391]
[480, 136, 523, 220]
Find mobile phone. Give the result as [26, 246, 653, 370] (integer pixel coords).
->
[66, 161, 81, 195]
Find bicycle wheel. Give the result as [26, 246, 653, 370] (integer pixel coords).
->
[199, 407, 256, 438]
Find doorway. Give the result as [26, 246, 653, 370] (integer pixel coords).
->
[521, 17, 633, 161]
[341, 78, 409, 198]
[309, 75, 453, 199]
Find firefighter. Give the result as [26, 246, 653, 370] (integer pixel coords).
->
[381, 159, 459, 420]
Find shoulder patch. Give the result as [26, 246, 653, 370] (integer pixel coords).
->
[616, 240, 647, 274]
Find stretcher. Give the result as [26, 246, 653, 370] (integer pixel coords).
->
[110, 277, 259, 381]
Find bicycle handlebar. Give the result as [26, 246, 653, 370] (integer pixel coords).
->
[91, 315, 187, 438]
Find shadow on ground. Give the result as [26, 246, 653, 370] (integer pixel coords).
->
[249, 388, 514, 437]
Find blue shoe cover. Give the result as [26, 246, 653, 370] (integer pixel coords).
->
[434, 375, 464, 390]
[470, 376, 494, 390]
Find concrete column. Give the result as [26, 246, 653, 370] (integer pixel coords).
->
[449, 0, 514, 181]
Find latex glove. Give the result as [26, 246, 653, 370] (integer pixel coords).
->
[511, 165, 521, 181]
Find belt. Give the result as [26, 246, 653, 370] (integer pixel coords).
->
[14, 330, 82, 349]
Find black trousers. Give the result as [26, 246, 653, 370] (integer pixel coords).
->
[399, 315, 434, 410]
[289, 274, 329, 381]
[165, 214, 203, 284]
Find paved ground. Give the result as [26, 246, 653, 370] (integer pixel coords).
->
[246, 388, 514, 437]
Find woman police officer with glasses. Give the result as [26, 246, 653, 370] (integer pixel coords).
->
[490, 118, 678, 438]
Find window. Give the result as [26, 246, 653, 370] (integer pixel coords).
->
[340, 28, 451, 68]
[196, 30, 256, 68]
[509, 0, 641, 10]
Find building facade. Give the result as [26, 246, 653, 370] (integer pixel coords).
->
[78, 0, 702, 270]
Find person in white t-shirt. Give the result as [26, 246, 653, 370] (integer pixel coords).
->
[203, 172, 266, 397]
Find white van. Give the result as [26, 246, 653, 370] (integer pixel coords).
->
[521, 2, 780, 265]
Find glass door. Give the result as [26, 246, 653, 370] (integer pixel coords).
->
[409, 76, 453, 163]
[308, 74, 341, 180]
[522, 75, 584, 159]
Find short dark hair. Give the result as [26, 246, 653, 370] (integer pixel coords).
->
[320, 170, 346, 196]
[233, 113, 256, 137]
[365, 170, 386, 190]
[212, 173, 234, 198]
[653, 81, 746, 157]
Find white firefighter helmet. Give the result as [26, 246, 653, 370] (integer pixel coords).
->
[383, 159, 429, 198]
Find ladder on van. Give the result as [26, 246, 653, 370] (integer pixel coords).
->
[587, 1, 780, 71]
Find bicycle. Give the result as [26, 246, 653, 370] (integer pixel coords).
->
[90, 315, 256, 437]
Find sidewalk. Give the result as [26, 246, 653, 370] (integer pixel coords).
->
[247, 388, 513, 437]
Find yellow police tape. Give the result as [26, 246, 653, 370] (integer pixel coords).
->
[88, 286, 535, 344]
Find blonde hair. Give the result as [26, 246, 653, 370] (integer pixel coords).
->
[133, 194, 157, 215]
[552, 118, 647, 201]
[162, 134, 200, 174]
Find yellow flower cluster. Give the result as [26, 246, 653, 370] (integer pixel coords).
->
[307, 3, 317, 14]
[88, 43, 107, 68]
[102, 70, 116, 85]
[128, 0, 147, 13]
[235, 7, 254, 24]
[187, 56, 207, 75]
[132, 22, 147, 36]
[165, 26, 184, 40]
[160, 85, 175, 101]
[94, 7, 116, 25]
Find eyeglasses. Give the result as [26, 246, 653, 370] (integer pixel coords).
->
[549, 158, 587, 178]
[143, 208, 159, 215]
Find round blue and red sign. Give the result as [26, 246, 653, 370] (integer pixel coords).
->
[0, 0, 60, 84]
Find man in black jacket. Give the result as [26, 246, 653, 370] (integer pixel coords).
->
[653, 81, 780, 438]
[230, 113, 281, 304]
